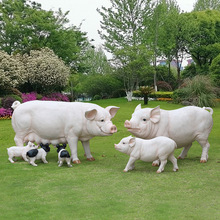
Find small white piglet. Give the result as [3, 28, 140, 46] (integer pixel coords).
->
[26, 143, 50, 166]
[114, 136, 179, 173]
[7, 141, 38, 163]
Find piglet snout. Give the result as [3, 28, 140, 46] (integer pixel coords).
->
[110, 125, 117, 134]
[124, 120, 131, 128]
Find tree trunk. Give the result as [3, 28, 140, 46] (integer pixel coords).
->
[144, 95, 148, 105]
[126, 91, 133, 102]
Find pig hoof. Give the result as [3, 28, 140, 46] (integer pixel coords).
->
[177, 156, 184, 159]
[73, 160, 81, 164]
[87, 157, 95, 161]
[156, 170, 161, 173]
[123, 170, 128, 172]
[200, 159, 207, 163]
[173, 169, 179, 172]
[152, 163, 159, 167]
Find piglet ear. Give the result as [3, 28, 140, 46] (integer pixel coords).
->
[129, 137, 136, 148]
[150, 106, 160, 123]
[105, 106, 120, 119]
[85, 109, 97, 120]
[134, 104, 141, 112]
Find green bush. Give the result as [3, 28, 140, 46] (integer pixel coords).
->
[173, 76, 216, 107]
[93, 95, 102, 100]
[150, 91, 173, 99]
[210, 54, 220, 87]
[1, 95, 22, 109]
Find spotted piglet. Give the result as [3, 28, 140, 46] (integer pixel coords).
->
[26, 143, 50, 166]
[114, 136, 179, 173]
[56, 144, 72, 167]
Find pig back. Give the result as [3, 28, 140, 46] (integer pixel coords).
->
[167, 106, 213, 147]
[12, 101, 85, 140]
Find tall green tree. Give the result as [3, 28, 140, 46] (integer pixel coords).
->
[194, 0, 220, 11]
[98, 0, 154, 101]
[157, 1, 188, 84]
[0, 0, 87, 71]
[183, 10, 220, 73]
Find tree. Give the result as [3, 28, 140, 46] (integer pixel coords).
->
[183, 10, 220, 73]
[0, 50, 27, 92]
[0, 0, 87, 71]
[98, 0, 154, 101]
[22, 48, 70, 93]
[80, 46, 113, 75]
[209, 53, 220, 87]
[194, 0, 220, 11]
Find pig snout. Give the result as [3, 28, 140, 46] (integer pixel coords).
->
[110, 125, 117, 134]
[124, 120, 131, 128]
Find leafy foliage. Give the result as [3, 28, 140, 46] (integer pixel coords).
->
[23, 48, 70, 93]
[0, 50, 27, 91]
[173, 75, 216, 107]
[0, 0, 87, 71]
[209, 53, 220, 87]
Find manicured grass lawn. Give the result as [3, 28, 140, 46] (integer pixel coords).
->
[0, 98, 219, 220]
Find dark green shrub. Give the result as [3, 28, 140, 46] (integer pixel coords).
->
[210, 54, 220, 87]
[1, 95, 22, 109]
[93, 95, 102, 100]
[173, 76, 216, 107]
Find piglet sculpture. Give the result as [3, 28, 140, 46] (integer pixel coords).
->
[125, 105, 213, 164]
[115, 136, 178, 173]
[26, 143, 50, 166]
[56, 144, 72, 167]
[12, 100, 119, 164]
[7, 141, 38, 163]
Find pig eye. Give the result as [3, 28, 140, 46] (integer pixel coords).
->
[100, 119, 104, 122]
[143, 118, 147, 121]
[122, 142, 125, 144]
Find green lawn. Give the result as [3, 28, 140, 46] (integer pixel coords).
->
[0, 98, 219, 220]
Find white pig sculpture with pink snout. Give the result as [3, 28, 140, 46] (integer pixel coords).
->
[11, 100, 119, 164]
[115, 136, 178, 173]
[124, 105, 213, 165]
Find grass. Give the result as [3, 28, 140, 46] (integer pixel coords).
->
[0, 98, 219, 220]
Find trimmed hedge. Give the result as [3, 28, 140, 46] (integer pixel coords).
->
[149, 91, 173, 99]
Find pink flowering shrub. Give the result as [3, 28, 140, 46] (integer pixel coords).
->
[1, 92, 69, 119]
[0, 108, 12, 119]
[22, 92, 37, 103]
[41, 93, 69, 102]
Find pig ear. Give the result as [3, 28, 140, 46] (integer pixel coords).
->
[150, 106, 160, 123]
[85, 109, 97, 121]
[129, 137, 136, 148]
[105, 106, 120, 118]
[134, 104, 141, 112]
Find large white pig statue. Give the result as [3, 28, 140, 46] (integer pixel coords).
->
[124, 105, 213, 163]
[11, 100, 119, 163]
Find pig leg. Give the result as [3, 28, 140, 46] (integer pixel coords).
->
[21, 152, 29, 162]
[41, 156, 48, 164]
[156, 159, 167, 173]
[28, 158, 37, 166]
[14, 134, 24, 146]
[67, 137, 81, 164]
[66, 158, 72, 167]
[81, 140, 95, 161]
[152, 159, 160, 167]
[58, 161, 63, 167]
[8, 156, 15, 163]
[124, 157, 136, 172]
[197, 138, 210, 163]
[177, 143, 192, 159]
[168, 154, 179, 172]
